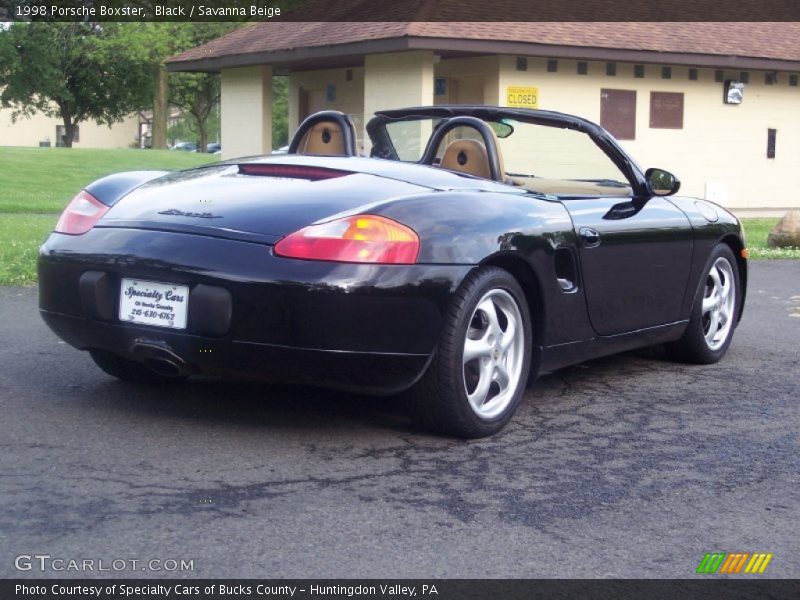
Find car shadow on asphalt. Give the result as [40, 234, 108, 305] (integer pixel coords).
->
[87, 375, 422, 435]
[73, 347, 670, 439]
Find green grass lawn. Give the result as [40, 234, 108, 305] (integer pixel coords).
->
[740, 218, 798, 259]
[0, 146, 796, 285]
[0, 147, 217, 213]
[1, 146, 218, 285]
[0, 213, 58, 285]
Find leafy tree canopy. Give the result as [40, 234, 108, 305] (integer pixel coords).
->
[0, 22, 153, 146]
[167, 23, 238, 152]
[0, 21, 291, 151]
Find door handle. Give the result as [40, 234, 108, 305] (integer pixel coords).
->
[579, 227, 601, 247]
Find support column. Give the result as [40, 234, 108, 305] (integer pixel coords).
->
[363, 51, 435, 154]
[220, 65, 272, 159]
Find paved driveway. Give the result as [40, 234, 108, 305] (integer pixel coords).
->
[0, 261, 797, 578]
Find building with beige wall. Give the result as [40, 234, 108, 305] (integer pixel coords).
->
[0, 106, 141, 149]
[168, 22, 800, 212]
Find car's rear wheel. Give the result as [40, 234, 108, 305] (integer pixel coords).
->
[89, 350, 187, 384]
[409, 266, 532, 438]
[666, 244, 740, 364]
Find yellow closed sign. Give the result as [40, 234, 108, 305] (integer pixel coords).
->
[506, 86, 539, 109]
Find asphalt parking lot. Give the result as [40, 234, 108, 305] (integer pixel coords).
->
[0, 261, 797, 579]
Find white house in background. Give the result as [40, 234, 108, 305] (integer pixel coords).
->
[168, 21, 800, 213]
[0, 105, 140, 148]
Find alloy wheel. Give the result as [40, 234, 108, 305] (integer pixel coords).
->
[462, 288, 525, 419]
[702, 256, 736, 351]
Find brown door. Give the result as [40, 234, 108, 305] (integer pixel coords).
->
[600, 89, 636, 140]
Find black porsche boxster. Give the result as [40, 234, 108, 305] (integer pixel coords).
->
[39, 106, 747, 437]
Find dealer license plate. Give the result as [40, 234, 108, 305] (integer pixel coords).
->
[119, 278, 189, 330]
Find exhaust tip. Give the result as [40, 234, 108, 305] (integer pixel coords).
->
[132, 343, 188, 378]
[142, 357, 183, 377]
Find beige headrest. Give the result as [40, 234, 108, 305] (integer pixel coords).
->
[296, 121, 346, 156]
[440, 139, 492, 179]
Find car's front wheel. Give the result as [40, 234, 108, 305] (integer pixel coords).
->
[410, 266, 532, 438]
[666, 243, 741, 364]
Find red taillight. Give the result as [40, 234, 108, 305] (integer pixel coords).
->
[274, 215, 420, 265]
[54, 191, 109, 235]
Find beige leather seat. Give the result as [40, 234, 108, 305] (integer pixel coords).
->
[438, 128, 506, 181]
[295, 121, 347, 156]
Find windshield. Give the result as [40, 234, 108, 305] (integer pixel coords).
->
[372, 115, 633, 198]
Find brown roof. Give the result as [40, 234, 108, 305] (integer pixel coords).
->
[167, 21, 800, 72]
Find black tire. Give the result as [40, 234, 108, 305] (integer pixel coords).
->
[409, 266, 532, 438]
[89, 349, 187, 384]
[665, 244, 741, 364]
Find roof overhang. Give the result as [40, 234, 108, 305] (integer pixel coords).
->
[167, 36, 800, 74]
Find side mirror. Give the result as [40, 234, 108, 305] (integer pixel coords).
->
[645, 168, 681, 196]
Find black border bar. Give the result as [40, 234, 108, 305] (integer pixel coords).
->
[1, 0, 800, 21]
[3, 580, 800, 600]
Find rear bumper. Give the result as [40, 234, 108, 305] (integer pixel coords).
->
[40, 309, 431, 394]
[38, 228, 472, 393]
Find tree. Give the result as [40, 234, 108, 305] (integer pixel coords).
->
[0, 23, 152, 147]
[167, 24, 238, 153]
[167, 108, 219, 147]
[273, 76, 289, 149]
[169, 71, 220, 152]
[106, 22, 238, 152]
[103, 23, 180, 150]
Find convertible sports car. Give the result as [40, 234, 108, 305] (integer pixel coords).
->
[39, 106, 747, 437]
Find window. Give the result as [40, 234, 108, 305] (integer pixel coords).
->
[765, 72, 777, 85]
[345, 69, 353, 81]
[650, 92, 684, 129]
[577, 62, 588, 75]
[715, 70, 724, 82]
[547, 59, 558, 73]
[516, 57, 528, 71]
[601, 89, 637, 140]
[790, 75, 798, 87]
[494, 124, 632, 193]
[606, 62, 617, 76]
[689, 68, 698, 81]
[740, 71, 749, 84]
[634, 65, 645, 78]
[374, 115, 633, 197]
[767, 129, 776, 159]
[661, 66, 672, 79]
